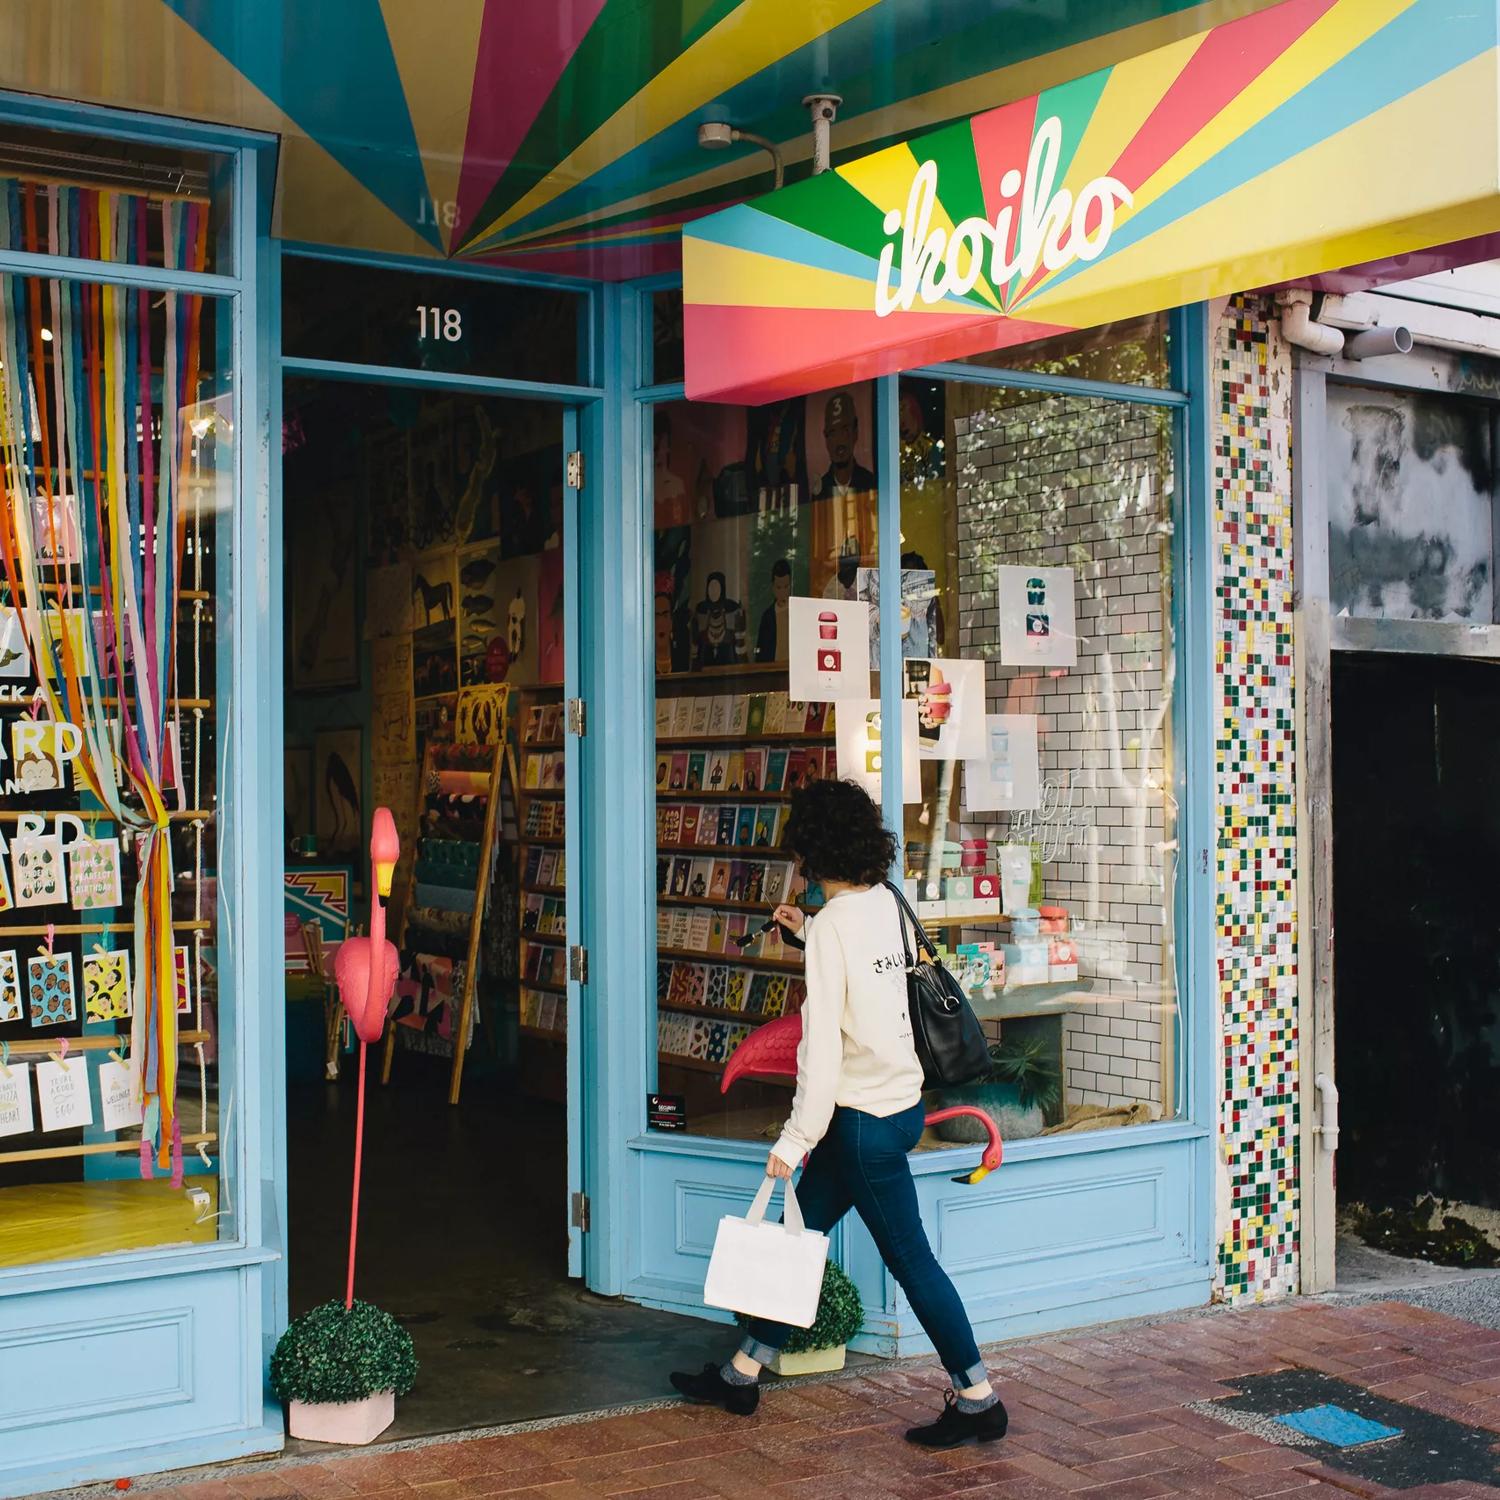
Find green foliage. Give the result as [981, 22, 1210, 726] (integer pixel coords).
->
[737, 1258, 864, 1354]
[270, 1299, 418, 1405]
[984, 1036, 1061, 1114]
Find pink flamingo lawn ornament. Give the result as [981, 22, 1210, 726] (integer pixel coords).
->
[722, 1013, 1004, 1185]
[332, 808, 402, 1309]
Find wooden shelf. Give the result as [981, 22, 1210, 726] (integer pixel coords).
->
[520, 1024, 565, 1042]
[522, 884, 566, 898]
[521, 834, 565, 847]
[659, 999, 785, 1026]
[520, 739, 564, 750]
[658, 663, 792, 682]
[655, 1051, 794, 1083]
[521, 978, 567, 996]
[659, 946, 803, 972]
[521, 930, 566, 945]
[971, 979, 1095, 1022]
[658, 733, 834, 748]
[657, 894, 781, 913]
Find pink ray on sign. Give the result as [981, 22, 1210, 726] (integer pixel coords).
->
[454, 0, 608, 245]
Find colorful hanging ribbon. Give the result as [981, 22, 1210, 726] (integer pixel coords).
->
[0, 181, 208, 1172]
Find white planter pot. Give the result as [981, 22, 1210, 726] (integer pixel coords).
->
[771, 1344, 846, 1377]
[288, 1389, 395, 1445]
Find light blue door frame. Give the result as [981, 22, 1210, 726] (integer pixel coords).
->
[0, 97, 1216, 1491]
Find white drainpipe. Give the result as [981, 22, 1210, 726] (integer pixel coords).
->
[1277, 289, 1345, 356]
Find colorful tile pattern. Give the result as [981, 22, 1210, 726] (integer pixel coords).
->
[1214, 296, 1299, 1303]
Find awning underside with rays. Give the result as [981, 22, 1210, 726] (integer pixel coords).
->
[682, 0, 1500, 404]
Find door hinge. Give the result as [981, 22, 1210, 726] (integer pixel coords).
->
[567, 697, 587, 736]
[569, 944, 589, 984]
[570, 1191, 591, 1232]
[566, 449, 584, 489]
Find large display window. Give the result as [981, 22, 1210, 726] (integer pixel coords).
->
[645, 302, 1183, 1147]
[0, 148, 235, 1266]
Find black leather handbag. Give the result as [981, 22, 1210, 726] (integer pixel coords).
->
[884, 881, 992, 1089]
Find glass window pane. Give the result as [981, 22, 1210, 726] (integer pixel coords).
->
[955, 314, 1172, 388]
[0, 124, 232, 274]
[281, 258, 584, 385]
[651, 289, 684, 386]
[898, 375, 1179, 1137]
[0, 274, 232, 1266]
[650, 384, 880, 1140]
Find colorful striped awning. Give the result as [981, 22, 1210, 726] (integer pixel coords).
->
[683, 0, 1500, 403]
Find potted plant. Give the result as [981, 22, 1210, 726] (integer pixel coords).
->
[932, 1035, 1062, 1143]
[271, 1298, 418, 1444]
[739, 1259, 864, 1376]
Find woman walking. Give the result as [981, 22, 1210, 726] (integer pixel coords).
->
[670, 778, 1007, 1448]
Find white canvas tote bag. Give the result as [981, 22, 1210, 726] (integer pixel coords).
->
[702, 1174, 830, 1328]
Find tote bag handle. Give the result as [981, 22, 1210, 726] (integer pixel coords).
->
[746, 1173, 806, 1236]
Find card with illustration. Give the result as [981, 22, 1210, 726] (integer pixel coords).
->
[0, 949, 20, 1022]
[0, 842, 12, 915]
[787, 596, 871, 702]
[0, 1061, 34, 1138]
[84, 948, 133, 1021]
[10, 720, 80, 793]
[36, 1057, 92, 1132]
[0, 604, 31, 678]
[13, 835, 65, 907]
[28, 950, 76, 1026]
[70, 836, 123, 910]
[174, 946, 194, 1015]
[98, 1059, 145, 1133]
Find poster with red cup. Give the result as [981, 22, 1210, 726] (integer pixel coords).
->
[901, 657, 984, 759]
[788, 596, 871, 701]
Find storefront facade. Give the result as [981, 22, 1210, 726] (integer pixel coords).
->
[0, 1, 1496, 1492]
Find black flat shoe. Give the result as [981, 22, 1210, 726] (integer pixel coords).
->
[669, 1362, 760, 1416]
[905, 1388, 1008, 1448]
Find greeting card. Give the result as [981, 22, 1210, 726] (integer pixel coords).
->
[174, 946, 193, 1016]
[70, 836, 123, 910]
[0, 950, 19, 1022]
[84, 948, 133, 1022]
[35, 1056, 92, 1132]
[0, 843, 12, 914]
[28, 950, 76, 1026]
[13, 834, 65, 907]
[98, 1058, 145, 1133]
[0, 604, 30, 679]
[0, 1062, 34, 1138]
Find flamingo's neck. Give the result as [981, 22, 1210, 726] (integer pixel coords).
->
[366, 879, 387, 1016]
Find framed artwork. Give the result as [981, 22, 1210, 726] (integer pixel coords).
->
[314, 727, 364, 857]
[284, 746, 313, 844]
[290, 478, 360, 690]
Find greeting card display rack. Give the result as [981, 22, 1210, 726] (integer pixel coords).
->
[380, 738, 506, 1105]
[653, 664, 835, 1118]
[514, 684, 567, 1104]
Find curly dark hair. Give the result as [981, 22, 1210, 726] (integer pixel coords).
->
[782, 778, 897, 888]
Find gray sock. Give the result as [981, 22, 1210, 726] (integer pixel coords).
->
[720, 1360, 758, 1387]
[955, 1387, 999, 1414]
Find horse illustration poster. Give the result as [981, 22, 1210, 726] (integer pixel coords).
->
[372, 636, 416, 763]
[290, 478, 359, 690]
[314, 727, 364, 857]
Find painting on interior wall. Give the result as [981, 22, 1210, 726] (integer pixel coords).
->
[537, 547, 564, 685]
[1326, 383, 1495, 622]
[284, 746, 313, 844]
[314, 727, 363, 858]
[805, 385, 877, 598]
[290, 478, 360, 691]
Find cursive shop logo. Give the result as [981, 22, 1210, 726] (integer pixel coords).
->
[874, 116, 1132, 317]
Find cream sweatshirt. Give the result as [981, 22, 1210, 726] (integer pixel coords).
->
[770, 884, 925, 1168]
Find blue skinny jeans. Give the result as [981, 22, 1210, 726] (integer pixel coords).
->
[740, 1101, 986, 1388]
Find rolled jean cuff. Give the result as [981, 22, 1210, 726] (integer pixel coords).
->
[739, 1335, 781, 1367]
[953, 1360, 988, 1389]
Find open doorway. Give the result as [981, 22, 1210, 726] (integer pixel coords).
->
[1331, 652, 1500, 1277]
[280, 377, 718, 1439]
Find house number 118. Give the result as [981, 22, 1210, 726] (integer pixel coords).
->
[418, 306, 463, 342]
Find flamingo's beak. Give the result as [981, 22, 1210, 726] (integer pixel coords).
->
[951, 1165, 991, 1186]
[375, 860, 396, 899]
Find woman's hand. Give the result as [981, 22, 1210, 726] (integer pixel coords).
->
[765, 1152, 793, 1179]
[773, 903, 804, 935]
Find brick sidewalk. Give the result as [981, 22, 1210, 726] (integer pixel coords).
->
[130, 1300, 1500, 1500]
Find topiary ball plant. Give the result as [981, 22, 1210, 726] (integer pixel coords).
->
[271, 1299, 418, 1406]
[737, 1259, 864, 1355]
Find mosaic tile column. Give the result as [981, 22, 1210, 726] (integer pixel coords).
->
[1213, 296, 1300, 1302]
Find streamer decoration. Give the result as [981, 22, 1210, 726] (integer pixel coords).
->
[0, 181, 208, 1173]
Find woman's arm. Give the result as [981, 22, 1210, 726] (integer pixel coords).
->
[769, 917, 844, 1168]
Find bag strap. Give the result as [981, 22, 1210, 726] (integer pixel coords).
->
[747, 1173, 806, 1235]
[883, 880, 935, 963]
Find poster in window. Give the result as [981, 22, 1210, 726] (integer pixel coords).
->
[964, 714, 1041, 813]
[856, 567, 939, 660]
[834, 699, 921, 803]
[902, 657, 985, 759]
[788, 596, 871, 702]
[998, 565, 1078, 668]
[806, 386, 877, 599]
